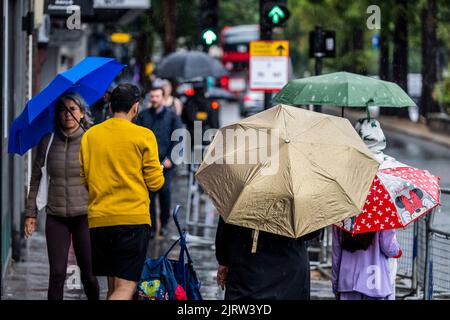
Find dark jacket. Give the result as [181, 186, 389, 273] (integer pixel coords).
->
[181, 95, 217, 130]
[90, 99, 111, 125]
[215, 217, 321, 300]
[135, 106, 183, 163]
[25, 126, 88, 218]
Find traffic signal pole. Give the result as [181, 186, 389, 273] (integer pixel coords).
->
[314, 26, 323, 113]
[259, 0, 290, 110]
[260, 0, 273, 110]
[199, 0, 219, 50]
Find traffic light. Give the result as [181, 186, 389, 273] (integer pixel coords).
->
[261, 0, 290, 29]
[199, 0, 219, 47]
[309, 27, 336, 58]
[201, 29, 218, 46]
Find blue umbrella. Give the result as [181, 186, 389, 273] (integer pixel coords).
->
[8, 56, 125, 155]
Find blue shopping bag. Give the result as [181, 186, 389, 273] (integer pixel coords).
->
[136, 205, 202, 300]
[136, 256, 179, 300]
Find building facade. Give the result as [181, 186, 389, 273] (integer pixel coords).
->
[1, 0, 32, 293]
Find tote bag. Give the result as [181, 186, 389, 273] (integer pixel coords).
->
[36, 133, 54, 211]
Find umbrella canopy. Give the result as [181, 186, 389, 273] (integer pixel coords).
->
[335, 162, 440, 234]
[8, 56, 125, 155]
[154, 51, 227, 79]
[272, 71, 416, 108]
[195, 104, 380, 238]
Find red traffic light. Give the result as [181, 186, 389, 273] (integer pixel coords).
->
[220, 76, 229, 89]
[211, 101, 220, 110]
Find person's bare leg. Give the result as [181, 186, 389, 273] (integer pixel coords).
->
[107, 277, 115, 299]
[108, 277, 137, 300]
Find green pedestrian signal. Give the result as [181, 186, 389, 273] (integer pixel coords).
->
[201, 29, 218, 46]
[268, 6, 285, 24]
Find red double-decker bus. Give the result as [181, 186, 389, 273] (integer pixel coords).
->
[219, 24, 260, 98]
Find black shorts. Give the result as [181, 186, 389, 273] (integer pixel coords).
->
[90, 224, 150, 282]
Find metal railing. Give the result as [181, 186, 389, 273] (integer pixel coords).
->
[395, 188, 450, 299]
[423, 188, 450, 299]
[184, 145, 218, 246]
[308, 227, 332, 270]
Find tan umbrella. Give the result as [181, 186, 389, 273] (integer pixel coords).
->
[196, 104, 379, 250]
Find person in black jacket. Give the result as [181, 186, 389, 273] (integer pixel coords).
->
[135, 87, 183, 238]
[90, 91, 112, 125]
[215, 217, 321, 300]
[181, 81, 216, 149]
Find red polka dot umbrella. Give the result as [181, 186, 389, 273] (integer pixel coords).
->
[335, 164, 441, 234]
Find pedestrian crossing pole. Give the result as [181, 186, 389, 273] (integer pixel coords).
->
[313, 26, 324, 113]
[260, 0, 273, 110]
[260, 0, 290, 110]
[309, 26, 336, 114]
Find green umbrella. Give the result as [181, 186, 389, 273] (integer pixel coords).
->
[272, 71, 416, 108]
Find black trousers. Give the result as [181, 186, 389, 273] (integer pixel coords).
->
[45, 214, 99, 300]
[149, 168, 174, 232]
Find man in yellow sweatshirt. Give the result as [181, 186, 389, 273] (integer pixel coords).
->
[79, 83, 164, 300]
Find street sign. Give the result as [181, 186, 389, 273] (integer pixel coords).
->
[111, 33, 131, 43]
[44, 0, 94, 17]
[249, 40, 289, 91]
[372, 33, 379, 49]
[93, 0, 150, 9]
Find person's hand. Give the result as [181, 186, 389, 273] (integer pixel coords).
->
[24, 217, 37, 238]
[217, 265, 228, 290]
[162, 159, 173, 169]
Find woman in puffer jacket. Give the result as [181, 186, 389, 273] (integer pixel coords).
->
[24, 92, 99, 300]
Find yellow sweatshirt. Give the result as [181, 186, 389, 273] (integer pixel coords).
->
[79, 117, 164, 228]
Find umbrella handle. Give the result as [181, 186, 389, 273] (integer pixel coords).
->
[172, 205, 183, 236]
[62, 104, 86, 132]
